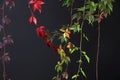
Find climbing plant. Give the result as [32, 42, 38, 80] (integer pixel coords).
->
[0, 0, 15, 80]
[28, 0, 114, 80]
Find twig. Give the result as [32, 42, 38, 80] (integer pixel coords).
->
[96, 21, 100, 80]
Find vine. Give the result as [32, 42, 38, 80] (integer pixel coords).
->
[0, 0, 15, 80]
[28, 0, 114, 80]
[96, 0, 114, 80]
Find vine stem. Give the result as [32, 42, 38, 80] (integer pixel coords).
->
[96, 0, 100, 79]
[74, 0, 86, 79]
[2, 60, 6, 80]
[1, 0, 6, 80]
[74, 21, 84, 80]
[28, 4, 34, 15]
[96, 21, 100, 80]
[28, 4, 39, 27]
[70, 3, 73, 26]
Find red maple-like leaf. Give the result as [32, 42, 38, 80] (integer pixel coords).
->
[36, 26, 49, 39]
[53, 45, 59, 52]
[36, 26, 59, 52]
[44, 40, 53, 48]
[29, 15, 37, 25]
[29, 0, 44, 13]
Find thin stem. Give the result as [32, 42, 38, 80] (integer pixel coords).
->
[70, 4, 73, 26]
[96, 22, 100, 80]
[96, 0, 100, 79]
[2, 59, 6, 80]
[74, 0, 86, 79]
[28, 4, 34, 15]
[75, 21, 84, 80]
[1, 1, 6, 80]
[28, 4, 39, 27]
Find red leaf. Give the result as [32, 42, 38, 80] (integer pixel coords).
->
[36, 26, 51, 40]
[28, 0, 36, 4]
[29, 0, 44, 13]
[29, 16, 37, 25]
[36, 26, 45, 37]
[53, 46, 59, 52]
[36, 27, 40, 36]
[36, 26, 59, 52]
[32, 16, 37, 25]
[45, 40, 53, 48]
[40, 25, 45, 29]
[29, 16, 33, 24]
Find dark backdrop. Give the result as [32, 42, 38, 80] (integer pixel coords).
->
[1, 0, 120, 80]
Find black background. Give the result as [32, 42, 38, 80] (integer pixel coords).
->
[1, 0, 120, 80]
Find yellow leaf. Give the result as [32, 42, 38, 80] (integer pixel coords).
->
[66, 42, 75, 49]
[59, 29, 65, 32]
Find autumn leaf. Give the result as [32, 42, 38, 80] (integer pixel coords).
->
[36, 26, 45, 36]
[36, 26, 49, 40]
[2, 35, 14, 45]
[53, 46, 59, 52]
[64, 28, 71, 38]
[29, 0, 44, 13]
[2, 16, 11, 25]
[60, 28, 71, 39]
[66, 42, 75, 49]
[44, 40, 53, 48]
[29, 15, 37, 25]
[36, 26, 59, 52]
[5, 0, 15, 9]
[36, 26, 49, 39]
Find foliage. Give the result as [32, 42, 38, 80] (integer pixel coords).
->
[28, 0, 114, 80]
[0, 0, 15, 80]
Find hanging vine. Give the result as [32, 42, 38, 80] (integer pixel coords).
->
[0, 0, 15, 80]
[28, 0, 114, 80]
[96, 0, 114, 80]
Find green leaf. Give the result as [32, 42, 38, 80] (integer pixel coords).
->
[107, 2, 113, 12]
[69, 48, 75, 54]
[77, 6, 85, 12]
[80, 68, 87, 78]
[69, 23, 81, 33]
[59, 35, 67, 43]
[84, 54, 90, 63]
[88, 15, 95, 24]
[52, 76, 57, 80]
[76, 59, 82, 63]
[72, 12, 82, 21]
[62, 56, 70, 65]
[72, 74, 79, 79]
[81, 51, 90, 63]
[69, 47, 78, 54]
[76, 24, 81, 32]
[62, 0, 74, 7]
[55, 62, 62, 73]
[72, 13, 78, 20]
[86, 1, 97, 13]
[83, 33, 89, 41]
[85, 14, 95, 24]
